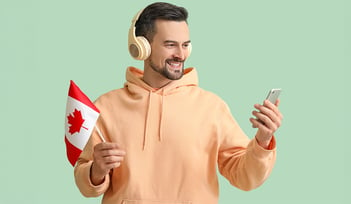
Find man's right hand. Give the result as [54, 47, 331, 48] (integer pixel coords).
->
[90, 142, 126, 185]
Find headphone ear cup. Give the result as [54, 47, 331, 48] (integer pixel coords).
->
[187, 43, 192, 57]
[128, 27, 151, 61]
[135, 36, 151, 60]
[128, 9, 151, 61]
[128, 36, 151, 61]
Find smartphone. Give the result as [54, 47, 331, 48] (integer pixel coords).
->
[266, 88, 282, 104]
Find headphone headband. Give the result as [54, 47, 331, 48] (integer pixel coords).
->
[131, 9, 143, 28]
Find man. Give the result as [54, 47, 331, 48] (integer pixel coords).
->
[74, 2, 283, 204]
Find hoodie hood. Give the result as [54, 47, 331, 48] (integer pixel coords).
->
[124, 67, 198, 150]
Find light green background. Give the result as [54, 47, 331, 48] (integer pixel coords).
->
[1, 0, 349, 203]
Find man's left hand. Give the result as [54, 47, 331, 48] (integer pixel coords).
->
[250, 99, 283, 149]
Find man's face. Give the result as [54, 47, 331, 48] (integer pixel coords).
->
[146, 20, 191, 80]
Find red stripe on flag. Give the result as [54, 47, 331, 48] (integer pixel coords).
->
[68, 80, 100, 113]
[65, 136, 83, 166]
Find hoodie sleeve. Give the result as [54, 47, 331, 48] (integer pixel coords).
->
[74, 122, 111, 197]
[216, 101, 276, 191]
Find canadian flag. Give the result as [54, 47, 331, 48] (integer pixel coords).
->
[64, 80, 100, 166]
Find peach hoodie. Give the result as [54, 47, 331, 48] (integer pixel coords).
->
[74, 67, 276, 204]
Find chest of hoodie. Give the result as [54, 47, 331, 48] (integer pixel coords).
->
[103, 88, 220, 165]
[101, 88, 220, 195]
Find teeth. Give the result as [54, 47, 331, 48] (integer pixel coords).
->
[169, 62, 181, 67]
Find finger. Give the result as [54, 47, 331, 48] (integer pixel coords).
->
[105, 154, 125, 162]
[263, 100, 279, 115]
[100, 161, 121, 172]
[253, 104, 276, 123]
[250, 117, 271, 133]
[264, 100, 283, 120]
[99, 150, 126, 161]
[104, 155, 125, 169]
[94, 143, 126, 156]
[97, 154, 124, 169]
[251, 115, 277, 140]
[252, 110, 271, 126]
[255, 102, 282, 125]
[102, 148, 126, 155]
[107, 161, 121, 169]
[95, 142, 120, 151]
[249, 117, 260, 128]
[252, 110, 278, 131]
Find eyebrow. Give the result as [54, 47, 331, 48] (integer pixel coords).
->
[164, 40, 191, 44]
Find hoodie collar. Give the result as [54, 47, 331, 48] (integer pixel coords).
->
[125, 66, 198, 95]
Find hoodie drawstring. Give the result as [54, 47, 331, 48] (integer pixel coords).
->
[159, 90, 164, 143]
[143, 91, 164, 150]
[143, 91, 152, 150]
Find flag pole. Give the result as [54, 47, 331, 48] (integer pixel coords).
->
[95, 125, 106, 142]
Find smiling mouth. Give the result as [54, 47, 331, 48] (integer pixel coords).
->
[166, 60, 183, 70]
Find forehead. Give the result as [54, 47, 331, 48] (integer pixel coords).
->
[152, 20, 190, 43]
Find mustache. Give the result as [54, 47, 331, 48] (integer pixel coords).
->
[166, 58, 185, 63]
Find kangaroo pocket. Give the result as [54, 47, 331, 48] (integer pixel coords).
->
[121, 199, 192, 204]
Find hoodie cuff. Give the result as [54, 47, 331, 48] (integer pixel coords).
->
[267, 136, 276, 150]
[255, 136, 276, 150]
[250, 136, 276, 158]
[75, 160, 110, 197]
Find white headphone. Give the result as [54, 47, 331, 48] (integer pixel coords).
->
[128, 9, 192, 61]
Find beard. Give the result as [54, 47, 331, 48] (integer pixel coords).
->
[149, 58, 185, 80]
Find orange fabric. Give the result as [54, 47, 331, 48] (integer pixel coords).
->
[74, 67, 276, 204]
[268, 137, 276, 150]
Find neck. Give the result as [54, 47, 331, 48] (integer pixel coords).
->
[143, 64, 173, 89]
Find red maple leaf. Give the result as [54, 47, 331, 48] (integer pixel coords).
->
[67, 109, 87, 135]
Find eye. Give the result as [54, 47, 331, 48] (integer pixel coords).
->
[183, 43, 190, 48]
[165, 43, 176, 48]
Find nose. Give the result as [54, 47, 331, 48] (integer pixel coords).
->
[174, 46, 186, 60]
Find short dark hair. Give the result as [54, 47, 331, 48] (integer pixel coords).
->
[135, 2, 188, 42]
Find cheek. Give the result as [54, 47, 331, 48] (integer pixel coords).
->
[151, 50, 169, 63]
